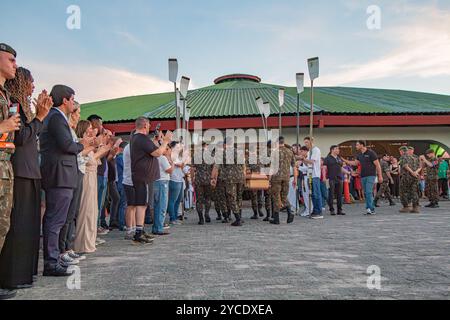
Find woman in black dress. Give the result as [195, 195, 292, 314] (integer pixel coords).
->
[0, 67, 52, 289]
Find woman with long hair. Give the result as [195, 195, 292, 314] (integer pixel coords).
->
[74, 120, 111, 254]
[0, 67, 52, 289]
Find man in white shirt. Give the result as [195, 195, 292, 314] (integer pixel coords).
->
[153, 146, 173, 235]
[300, 137, 323, 219]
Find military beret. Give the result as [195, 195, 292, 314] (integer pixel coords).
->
[399, 146, 408, 152]
[407, 146, 415, 150]
[425, 149, 435, 155]
[0, 43, 17, 57]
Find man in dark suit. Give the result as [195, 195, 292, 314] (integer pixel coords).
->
[40, 85, 84, 277]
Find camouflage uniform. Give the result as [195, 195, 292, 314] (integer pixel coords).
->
[425, 156, 439, 205]
[375, 159, 393, 203]
[247, 161, 263, 217]
[399, 154, 420, 208]
[216, 148, 245, 225]
[193, 161, 213, 223]
[270, 145, 296, 224]
[0, 84, 14, 252]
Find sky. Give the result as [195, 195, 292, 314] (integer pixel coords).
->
[2, 0, 450, 103]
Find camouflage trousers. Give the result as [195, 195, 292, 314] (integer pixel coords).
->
[216, 182, 241, 214]
[375, 182, 392, 201]
[250, 189, 263, 211]
[271, 180, 291, 213]
[195, 183, 212, 214]
[0, 161, 14, 252]
[425, 178, 439, 203]
[400, 176, 420, 207]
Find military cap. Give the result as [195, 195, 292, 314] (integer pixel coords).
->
[407, 146, 415, 150]
[0, 43, 17, 57]
[399, 146, 408, 152]
[425, 149, 435, 155]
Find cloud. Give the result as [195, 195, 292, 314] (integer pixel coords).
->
[319, 4, 450, 86]
[23, 60, 173, 103]
[116, 31, 144, 48]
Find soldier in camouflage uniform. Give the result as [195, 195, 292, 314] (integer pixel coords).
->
[193, 142, 214, 225]
[399, 146, 421, 213]
[420, 149, 440, 208]
[270, 137, 298, 225]
[0, 43, 20, 300]
[262, 141, 274, 222]
[374, 154, 395, 207]
[247, 148, 264, 220]
[216, 138, 245, 227]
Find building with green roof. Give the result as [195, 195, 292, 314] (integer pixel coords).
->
[82, 74, 450, 156]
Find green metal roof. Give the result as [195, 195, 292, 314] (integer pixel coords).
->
[144, 81, 317, 120]
[81, 78, 450, 122]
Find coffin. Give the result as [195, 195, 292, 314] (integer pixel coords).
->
[245, 173, 270, 190]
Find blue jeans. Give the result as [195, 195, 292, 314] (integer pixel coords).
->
[311, 177, 323, 214]
[168, 181, 183, 222]
[117, 182, 126, 229]
[97, 176, 108, 227]
[362, 176, 376, 211]
[320, 181, 328, 206]
[152, 180, 169, 234]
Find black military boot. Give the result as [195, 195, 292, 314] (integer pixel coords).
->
[251, 209, 258, 220]
[286, 207, 295, 224]
[270, 212, 280, 225]
[389, 199, 396, 206]
[429, 202, 439, 208]
[222, 211, 231, 223]
[374, 198, 380, 208]
[216, 210, 222, 221]
[197, 210, 205, 225]
[425, 203, 433, 208]
[231, 213, 242, 227]
[205, 209, 211, 223]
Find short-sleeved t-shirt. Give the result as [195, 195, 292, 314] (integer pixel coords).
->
[357, 149, 378, 178]
[307, 147, 322, 178]
[157, 156, 171, 181]
[131, 133, 159, 184]
[324, 155, 343, 180]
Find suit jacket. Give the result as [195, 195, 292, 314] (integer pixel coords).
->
[11, 101, 44, 179]
[40, 108, 84, 189]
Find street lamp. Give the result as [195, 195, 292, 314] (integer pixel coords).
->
[278, 88, 285, 135]
[262, 102, 271, 142]
[295, 73, 305, 148]
[307, 57, 319, 138]
[179, 76, 191, 142]
[168, 58, 179, 129]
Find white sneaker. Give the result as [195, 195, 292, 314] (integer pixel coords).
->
[60, 253, 79, 265]
[96, 239, 106, 245]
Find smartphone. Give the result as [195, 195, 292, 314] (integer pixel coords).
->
[9, 103, 19, 117]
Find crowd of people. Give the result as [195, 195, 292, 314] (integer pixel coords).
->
[1, 43, 449, 300]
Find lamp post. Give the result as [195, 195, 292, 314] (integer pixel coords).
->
[256, 97, 266, 140]
[307, 57, 319, 138]
[168, 59, 179, 129]
[295, 73, 305, 147]
[262, 102, 271, 142]
[179, 76, 191, 143]
[278, 88, 285, 135]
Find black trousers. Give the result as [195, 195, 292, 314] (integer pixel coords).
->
[328, 179, 343, 213]
[59, 171, 84, 253]
[439, 178, 448, 196]
[0, 178, 41, 288]
[43, 188, 73, 268]
[108, 180, 120, 225]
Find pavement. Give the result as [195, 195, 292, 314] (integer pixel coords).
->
[12, 199, 450, 300]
